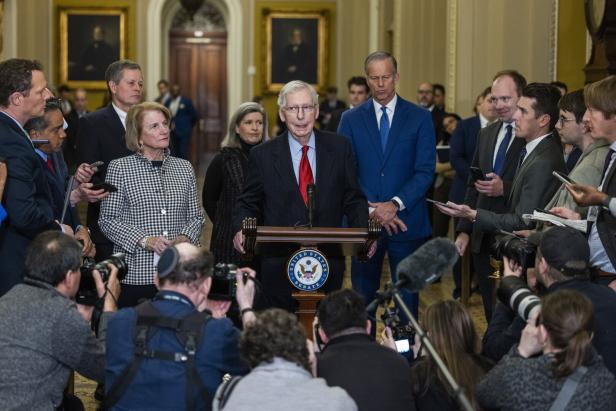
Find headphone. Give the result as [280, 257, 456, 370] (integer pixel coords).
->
[157, 246, 180, 279]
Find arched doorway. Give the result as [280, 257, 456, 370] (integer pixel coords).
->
[168, 3, 227, 168]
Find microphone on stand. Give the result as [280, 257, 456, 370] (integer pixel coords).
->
[307, 184, 316, 228]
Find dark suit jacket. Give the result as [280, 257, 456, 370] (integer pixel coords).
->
[449, 115, 481, 204]
[431, 106, 445, 144]
[0, 112, 59, 295]
[317, 333, 415, 411]
[233, 130, 367, 257]
[338, 96, 436, 241]
[76, 104, 131, 245]
[456, 121, 525, 253]
[39, 151, 80, 230]
[475, 133, 566, 233]
[165, 96, 198, 139]
[596, 146, 616, 268]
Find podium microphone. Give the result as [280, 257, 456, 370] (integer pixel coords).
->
[307, 184, 316, 228]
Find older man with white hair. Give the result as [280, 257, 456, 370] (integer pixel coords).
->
[233, 80, 369, 312]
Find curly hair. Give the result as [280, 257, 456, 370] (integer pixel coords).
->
[240, 309, 310, 371]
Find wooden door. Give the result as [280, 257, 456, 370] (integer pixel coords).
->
[169, 31, 227, 167]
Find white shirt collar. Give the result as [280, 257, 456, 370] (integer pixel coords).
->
[479, 114, 489, 128]
[112, 103, 127, 129]
[524, 132, 551, 157]
[372, 94, 397, 114]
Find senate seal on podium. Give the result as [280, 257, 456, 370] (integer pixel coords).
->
[287, 248, 329, 291]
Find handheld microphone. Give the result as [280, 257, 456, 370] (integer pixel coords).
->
[396, 237, 458, 292]
[307, 184, 316, 228]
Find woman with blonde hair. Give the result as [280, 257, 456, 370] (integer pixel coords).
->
[100, 101, 204, 307]
[477, 289, 616, 410]
[202, 102, 268, 264]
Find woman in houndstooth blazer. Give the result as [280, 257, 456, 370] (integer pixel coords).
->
[99, 102, 204, 307]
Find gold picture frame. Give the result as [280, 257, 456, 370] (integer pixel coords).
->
[59, 7, 127, 89]
[263, 9, 329, 93]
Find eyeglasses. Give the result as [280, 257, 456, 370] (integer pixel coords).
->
[284, 105, 316, 114]
[558, 116, 576, 127]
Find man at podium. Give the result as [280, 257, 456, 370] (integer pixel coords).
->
[233, 80, 368, 311]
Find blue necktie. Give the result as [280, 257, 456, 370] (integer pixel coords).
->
[493, 124, 513, 175]
[379, 106, 390, 152]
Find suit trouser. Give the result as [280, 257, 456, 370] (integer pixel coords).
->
[352, 236, 427, 322]
[472, 239, 495, 323]
[172, 133, 191, 160]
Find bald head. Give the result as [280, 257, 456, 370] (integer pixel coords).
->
[175, 242, 200, 262]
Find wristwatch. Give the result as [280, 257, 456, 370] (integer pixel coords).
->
[139, 236, 149, 249]
[391, 198, 401, 210]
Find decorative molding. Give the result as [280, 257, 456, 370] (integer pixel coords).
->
[445, 0, 457, 112]
[3, 0, 17, 59]
[146, 0, 242, 114]
[171, 1, 225, 32]
[550, 0, 559, 80]
[368, 0, 379, 52]
[393, 0, 401, 60]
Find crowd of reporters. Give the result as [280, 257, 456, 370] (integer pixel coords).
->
[4, 53, 616, 411]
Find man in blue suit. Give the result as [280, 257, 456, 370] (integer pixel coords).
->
[165, 84, 199, 160]
[338, 51, 436, 317]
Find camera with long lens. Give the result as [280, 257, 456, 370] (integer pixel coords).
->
[381, 306, 415, 353]
[209, 263, 240, 301]
[497, 275, 541, 322]
[76, 253, 127, 306]
[491, 234, 537, 270]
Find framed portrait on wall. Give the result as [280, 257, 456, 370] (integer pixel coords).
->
[59, 7, 127, 89]
[263, 9, 329, 92]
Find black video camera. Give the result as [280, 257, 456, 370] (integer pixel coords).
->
[491, 234, 537, 271]
[209, 263, 248, 301]
[76, 253, 127, 306]
[381, 306, 415, 354]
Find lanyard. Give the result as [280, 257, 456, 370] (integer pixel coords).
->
[155, 293, 193, 307]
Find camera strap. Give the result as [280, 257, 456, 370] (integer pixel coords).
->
[102, 301, 211, 410]
[548, 366, 588, 411]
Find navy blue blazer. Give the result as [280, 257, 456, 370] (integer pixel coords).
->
[449, 115, 481, 204]
[165, 97, 198, 139]
[338, 96, 436, 241]
[38, 151, 80, 230]
[0, 112, 59, 295]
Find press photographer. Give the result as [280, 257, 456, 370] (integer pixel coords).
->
[104, 243, 256, 410]
[314, 289, 414, 411]
[482, 226, 616, 375]
[0, 230, 120, 410]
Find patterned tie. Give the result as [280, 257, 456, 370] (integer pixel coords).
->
[379, 106, 390, 152]
[299, 145, 314, 205]
[493, 124, 513, 175]
[517, 147, 527, 171]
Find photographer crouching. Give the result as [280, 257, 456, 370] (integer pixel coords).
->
[483, 226, 616, 376]
[104, 243, 256, 411]
[0, 231, 120, 410]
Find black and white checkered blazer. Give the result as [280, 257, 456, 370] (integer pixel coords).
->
[99, 153, 205, 285]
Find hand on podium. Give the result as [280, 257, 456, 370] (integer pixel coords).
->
[233, 230, 245, 253]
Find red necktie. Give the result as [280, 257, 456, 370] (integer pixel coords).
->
[299, 145, 314, 205]
[46, 157, 55, 174]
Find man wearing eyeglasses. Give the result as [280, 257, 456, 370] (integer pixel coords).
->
[543, 90, 609, 216]
[233, 80, 368, 312]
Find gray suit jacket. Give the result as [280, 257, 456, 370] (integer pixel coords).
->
[545, 139, 610, 216]
[475, 133, 566, 233]
[456, 121, 525, 253]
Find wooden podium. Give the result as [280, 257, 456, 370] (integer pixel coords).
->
[242, 217, 380, 337]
